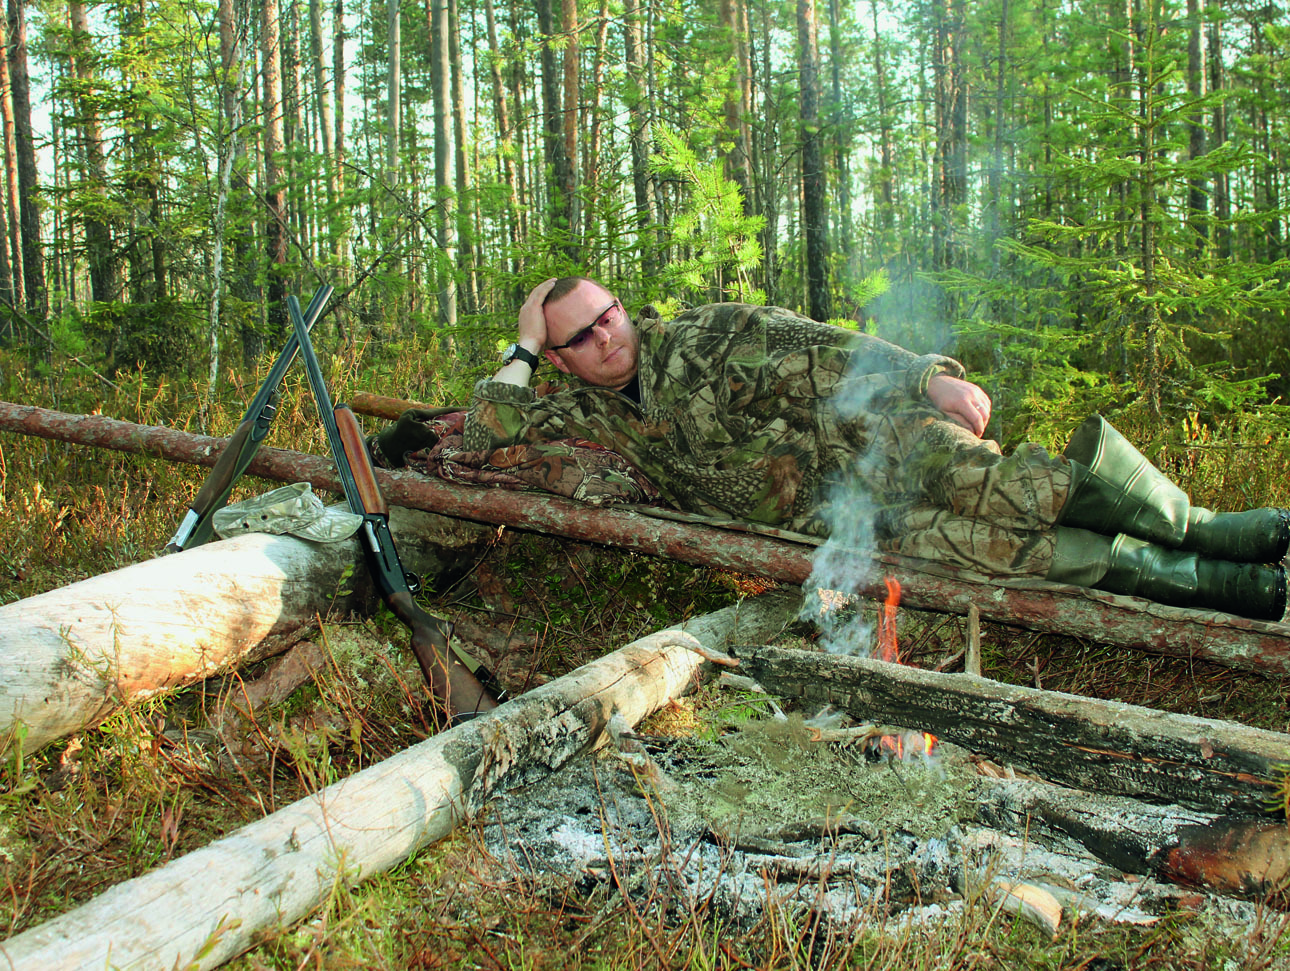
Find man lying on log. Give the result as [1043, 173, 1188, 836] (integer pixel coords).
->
[370, 276, 1289, 623]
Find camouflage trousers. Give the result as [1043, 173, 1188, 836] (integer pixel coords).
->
[823, 402, 1073, 578]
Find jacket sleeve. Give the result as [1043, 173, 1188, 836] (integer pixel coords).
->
[463, 379, 633, 452]
[750, 305, 966, 400]
[462, 380, 547, 451]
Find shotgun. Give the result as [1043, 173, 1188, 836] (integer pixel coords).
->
[166, 285, 333, 553]
[286, 293, 503, 720]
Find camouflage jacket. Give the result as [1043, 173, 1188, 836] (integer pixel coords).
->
[464, 302, 963, 535]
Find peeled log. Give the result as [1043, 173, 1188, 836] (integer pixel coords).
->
[3, 401, 1290, 677]
[0, 590, 799, 971]
[0, 507, 492, 758]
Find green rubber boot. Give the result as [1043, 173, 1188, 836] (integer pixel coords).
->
[1060, 415, 1289, 563]
[1047, 527, 1287, 621]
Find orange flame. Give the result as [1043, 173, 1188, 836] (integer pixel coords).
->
[874, 577, 939, 760]
[877, 576, 901, 664]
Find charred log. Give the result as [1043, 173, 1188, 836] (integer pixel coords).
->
[734, 643, 1290, 815]
[978, 778, 1290, 902]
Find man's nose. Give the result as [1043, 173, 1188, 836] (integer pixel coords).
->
[594, 323, 612, 345]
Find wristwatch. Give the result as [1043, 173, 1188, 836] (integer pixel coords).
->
[501, 342, 540, 369]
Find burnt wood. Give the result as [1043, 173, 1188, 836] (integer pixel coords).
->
[978, 778, 1290, 900]
[733, 643, 1290, 815]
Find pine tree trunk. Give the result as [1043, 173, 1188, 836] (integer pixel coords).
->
[797, 0, 830, 321]
[931, 0, 967, 297]
[537, 0, 574, 255]
[283, 0, 303, 259]
[1207, 17, 1228, 260]
[429, 0, 456, 329]
[719, 0, 753, 232]
[310, 0, 335, 217]
[987, 0, 1008, 263]
[1135, 4, 1162, 415]
[262, 0, 288, 349]
[622, 0, 655, 279]
[332, 0, 348, 279]
[756, 0, 777, 303]
[0, 10, 20, 311]
[506, 3, 528, 247]
[386, 0, 400, 179]
[1185, 0, 1207, 254]
[827, 0, 851, 281]
[6, 0, 45, 322]
[211, 0, 248, 401]
[448, 0, 474, 316]
[68, 0, 116, 309]
[584, 0, 608, 241]
[0, 127, 10, 323]
[483, 0, 519, 276]
[560, 0, 579, 238]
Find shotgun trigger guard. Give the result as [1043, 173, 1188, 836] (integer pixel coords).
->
[404, 571, 422, 595]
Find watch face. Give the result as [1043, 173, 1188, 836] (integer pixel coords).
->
[503, 343, 537, 367]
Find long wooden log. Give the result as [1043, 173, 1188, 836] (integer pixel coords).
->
[3, 401, 1290, 677]
[0, 506, 492, 758]
[0, 591, 800, 971]
[734, 643, 1290, 815]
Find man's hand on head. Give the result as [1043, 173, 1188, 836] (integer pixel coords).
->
[518, 278, 557, 348]
[927, 373, 992, 437]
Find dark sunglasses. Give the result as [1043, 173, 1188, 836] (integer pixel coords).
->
[549, 300, 621, 351]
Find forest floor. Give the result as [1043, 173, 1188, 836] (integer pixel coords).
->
[1, 370, 1289, 969]
[2, 526, 1289, 970]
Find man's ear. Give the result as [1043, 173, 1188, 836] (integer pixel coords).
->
[545, 349, 570, 374]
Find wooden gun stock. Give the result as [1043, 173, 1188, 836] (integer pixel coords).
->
[334, 405, 386, 517]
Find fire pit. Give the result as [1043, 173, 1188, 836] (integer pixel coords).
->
[477, 680, 1272, 939]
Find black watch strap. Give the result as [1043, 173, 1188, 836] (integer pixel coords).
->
[502, 343, 540, 369]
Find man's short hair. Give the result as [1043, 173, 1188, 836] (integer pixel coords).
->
[544, 276, 598, 305]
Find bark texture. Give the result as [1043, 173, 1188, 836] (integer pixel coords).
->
[978, 778, 1290, 899]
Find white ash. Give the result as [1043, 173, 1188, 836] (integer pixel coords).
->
[474, 708, 1260, 934]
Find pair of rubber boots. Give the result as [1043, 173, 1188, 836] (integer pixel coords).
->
[1048, 415, 1288, 621]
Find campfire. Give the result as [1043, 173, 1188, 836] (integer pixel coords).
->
[474, 587, 1288, 942]
[872, 576, 938, 762]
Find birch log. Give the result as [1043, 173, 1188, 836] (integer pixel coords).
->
[735, 643, 1290, 814]
[4, 401, 1289, 677]
[0, 589, 800, 971]
[0, 507, 491, 758]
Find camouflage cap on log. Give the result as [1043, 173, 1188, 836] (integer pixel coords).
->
[213, 482, 363, 543]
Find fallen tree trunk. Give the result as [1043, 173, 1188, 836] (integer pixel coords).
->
[3, 401, 1289, 677]
[0, 590, 799, 971]
[0, 506, 491, 758]
[734, 643, 1290, 815]
[977, 778, 1290, 900]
